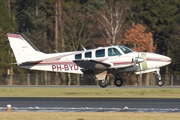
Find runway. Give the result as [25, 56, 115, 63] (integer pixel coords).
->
[0, 97, 180, 112]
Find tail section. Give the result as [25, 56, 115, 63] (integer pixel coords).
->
[7, 33, 45, 65]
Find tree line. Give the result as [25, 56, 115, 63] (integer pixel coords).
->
[0, 0, 180, 85]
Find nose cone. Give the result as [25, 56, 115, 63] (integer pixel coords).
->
[146, 53, 172, 67]
[157, 55, 171, 65]
[164, 56, 172, 65]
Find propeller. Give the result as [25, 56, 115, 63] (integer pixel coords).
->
[132, 53, 144, 65]
[134, 57, 144, 64]
[131, 45, 144, 70]
[136, 46, 143, 85]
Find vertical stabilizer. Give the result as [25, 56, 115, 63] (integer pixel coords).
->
[7, 33, 44, 64]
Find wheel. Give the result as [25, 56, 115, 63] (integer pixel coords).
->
[114, 78, 123, 87]
[99, 80, 108, 88]
[157, 80, 164, 87]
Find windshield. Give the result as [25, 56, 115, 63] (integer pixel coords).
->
[118, 46, 133, 54]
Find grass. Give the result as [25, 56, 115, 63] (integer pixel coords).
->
[0, 112, 180, 120]
[0, 86, 179, 98]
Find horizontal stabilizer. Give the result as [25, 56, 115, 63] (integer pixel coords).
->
[19, 60, 42, 65]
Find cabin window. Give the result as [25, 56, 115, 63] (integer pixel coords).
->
[96, 49, 105, 57]
[118, 46, 133, 54]
[85, 52, 92, 58]
[108, 48, 121, 56]
[75, 54, 82, 59]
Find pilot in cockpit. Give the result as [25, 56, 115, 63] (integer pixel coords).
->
[108, 48, 117, 56]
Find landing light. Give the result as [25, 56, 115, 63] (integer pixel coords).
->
[123, 106, 129, 110]
[7, 104, 11, 112]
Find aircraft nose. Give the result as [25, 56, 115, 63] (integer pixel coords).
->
[146, 53, 172, 68]
[165, 56, 172, 65]
[155, 54, 172, 66]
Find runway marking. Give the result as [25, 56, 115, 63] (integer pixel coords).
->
[0, 107, 180, 112]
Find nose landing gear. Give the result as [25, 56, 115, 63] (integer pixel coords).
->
[155, 71, 164, 87]
[157, 80, 164, 86]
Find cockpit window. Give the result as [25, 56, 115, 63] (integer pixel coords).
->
[108, 48, 121, 56]
[118, 46, 133, 54]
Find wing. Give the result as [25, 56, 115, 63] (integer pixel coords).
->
[73, 60, 111, 71]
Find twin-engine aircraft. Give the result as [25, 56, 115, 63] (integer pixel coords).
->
[7, 33, 171, 88]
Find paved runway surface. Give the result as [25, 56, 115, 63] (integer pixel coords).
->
[0, 97, 180, 112]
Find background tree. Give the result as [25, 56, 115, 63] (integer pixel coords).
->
[169, 22, 180, 74]
[96, 0, 126, 45]
[62, 1, 98, 85]
[123, 24, 156, 52]
[16, 0, 50, 52]
[127, 0, 180, 85]
[62, 1, 94, 51]
[15, 0, 55, 85]
[123, 24, 156, 86]
[0, 0, 17, 84]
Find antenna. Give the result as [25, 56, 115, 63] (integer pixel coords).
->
[55, 49, 61, 56]
[81, 44, 86, 51]
[55, 49, 59, 53]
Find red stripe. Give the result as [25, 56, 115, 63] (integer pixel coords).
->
[38, 62, 75, 65]
[146, 58, 171, 62]
[7, 33, 24, 40]
[38, 61, 133, 66]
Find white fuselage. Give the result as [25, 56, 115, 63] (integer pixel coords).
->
[20, 46, 171, 74]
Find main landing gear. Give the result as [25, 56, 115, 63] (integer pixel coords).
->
[99, 74, 124, 88]
[114, 73, 124, 87]
[99, 79, 109, 88]
[114, 77, 123, 87]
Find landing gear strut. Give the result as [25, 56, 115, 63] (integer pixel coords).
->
[155, 71, 164, 87]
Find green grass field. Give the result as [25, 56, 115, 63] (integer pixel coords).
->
[0, 86, 179, 98]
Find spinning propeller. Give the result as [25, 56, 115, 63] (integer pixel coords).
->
[132, 46, 144, 71]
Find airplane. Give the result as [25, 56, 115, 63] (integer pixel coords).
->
[7, 33, 172, 88]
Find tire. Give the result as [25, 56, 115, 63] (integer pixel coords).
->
[157, 80, 164, 87]
[114, 78, 123, 87]
[99, 80, 108, 88]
